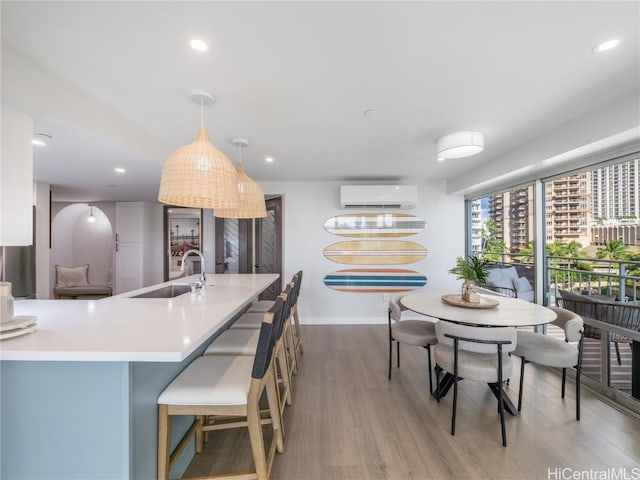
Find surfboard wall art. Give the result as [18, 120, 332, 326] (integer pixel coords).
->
[324, 268, 428, 293]
[323, 213, 426, 238]
[323, 240, 427, 265]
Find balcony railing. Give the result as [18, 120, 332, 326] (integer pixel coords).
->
[476, 250, 640, 409]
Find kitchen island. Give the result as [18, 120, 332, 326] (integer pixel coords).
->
[0, 273, 279, 480]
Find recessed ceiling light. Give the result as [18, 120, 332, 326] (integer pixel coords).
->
[189, 38, 208, 52]
[592, 38, 621, 54]
[114, 167, 126, 174]
[265, 156, 274, 163]
[32, 132, 52, 146]
[437, 156, 445, 162]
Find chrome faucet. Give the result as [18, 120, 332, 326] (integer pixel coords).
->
[180, 249, 206, 285]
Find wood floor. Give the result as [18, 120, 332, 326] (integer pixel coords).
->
[184, 325, 640, 480]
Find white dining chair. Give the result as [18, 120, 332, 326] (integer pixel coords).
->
[388, 296, 437, 393]
[513, 306, 584, 420]
[434, 321, 517, 447]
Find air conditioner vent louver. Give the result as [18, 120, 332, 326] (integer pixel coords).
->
[340, 185, 417, 209]
[343, 204, 404, 209]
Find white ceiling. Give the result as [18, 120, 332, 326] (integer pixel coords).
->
[1, 1, 639, 202]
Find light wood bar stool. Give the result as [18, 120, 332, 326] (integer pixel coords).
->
[248, 271, 304, 368]
[205, 285, 294, 417]
[156, 299, 286, 480]
[235, 278, 300, 376]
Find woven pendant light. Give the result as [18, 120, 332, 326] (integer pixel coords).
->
[158, 91, 240, 209]
[215, 139, 267, 219]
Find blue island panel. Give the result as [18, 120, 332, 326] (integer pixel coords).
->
[1, 361, 130, 479]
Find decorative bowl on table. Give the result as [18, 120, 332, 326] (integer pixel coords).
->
[441, 294, 499, 309]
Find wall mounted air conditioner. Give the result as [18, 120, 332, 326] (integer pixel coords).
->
[339, 185, 417, 209]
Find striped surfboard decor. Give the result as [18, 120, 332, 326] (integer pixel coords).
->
[323, 213, 426, 238]
[323, 240, 427, 265]
[324, 268, 428, 293]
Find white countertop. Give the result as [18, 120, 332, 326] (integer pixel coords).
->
[0, 274, 279, 363]
[401, 291, 556, 327]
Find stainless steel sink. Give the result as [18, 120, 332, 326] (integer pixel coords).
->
[130, 284, 192, 299]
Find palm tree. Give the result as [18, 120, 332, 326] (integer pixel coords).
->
[565, 240, 584, 258]
[480, 219, 506, 262]
[596, 239, 629, 261]
[546, 240, 568, 262]
[596, 239, 630, 280]
[515, 241, 534, 264]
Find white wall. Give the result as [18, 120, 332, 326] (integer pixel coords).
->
[260, 181, 464, 324]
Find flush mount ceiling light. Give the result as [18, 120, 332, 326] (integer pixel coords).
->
[265, 156, 274, 163]
[87, 205, 96, 223]
[592, 38, 621, 54]
[158, 90, 240, 209]
[435, 130, 484, 161]
[215, 139, 267, 219]
[114, 167, 126, 174]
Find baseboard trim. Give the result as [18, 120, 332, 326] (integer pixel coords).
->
[300, 317, 387, 325]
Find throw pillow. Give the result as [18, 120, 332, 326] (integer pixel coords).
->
[500, 266, 519, 282]
[56, 264, 89, 288]
[486, 268, 504, 285]
[488, 277, 514, 291]
[512, 276, 533, 293]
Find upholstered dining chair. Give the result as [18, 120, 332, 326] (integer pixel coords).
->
[388, 296, 437, 393]
[157, 298, 285, 480]
[513, 306, 584, 420]
[434, 321, 517, 447]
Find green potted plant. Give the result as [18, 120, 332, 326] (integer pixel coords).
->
[448, 256, 490, 302]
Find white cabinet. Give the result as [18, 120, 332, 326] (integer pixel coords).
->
[0, 110, 33, 246]
[114, 202, 163, 294]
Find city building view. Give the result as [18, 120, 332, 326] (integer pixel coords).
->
[472, 156, 640, 257]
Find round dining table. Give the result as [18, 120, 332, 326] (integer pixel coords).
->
[400, 291, 557, 415]
[400, 291, 556, 327]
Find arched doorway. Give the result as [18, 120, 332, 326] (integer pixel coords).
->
[50, 203, 114, 298]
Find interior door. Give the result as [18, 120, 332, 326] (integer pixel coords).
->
[255, 197, 282, 300]
[214, 197, 282, 300]
[214, 218, 252, 274]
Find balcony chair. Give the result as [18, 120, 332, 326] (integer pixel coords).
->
[434, 321, 517, 447]
[156, 298, 286, 480]
[513, 306, 584, 420]
[557, 290, 639, 365]
[388, 296, 437, 393]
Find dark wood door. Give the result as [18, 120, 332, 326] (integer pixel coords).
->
[214, 217, 252, 274]
[255, 197, 283, 300]
[214, 197, 282, 300]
